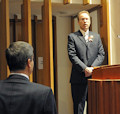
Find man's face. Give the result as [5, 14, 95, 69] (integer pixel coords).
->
[28, 56, 34, 76]
[78, 13, 91, 32]
[31, 56, 34, 72]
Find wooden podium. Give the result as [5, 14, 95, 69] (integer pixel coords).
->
[88, 65, 120, 114]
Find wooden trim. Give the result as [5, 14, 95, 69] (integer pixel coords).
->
[89, 17, 92, 31]
[83, 0, 90, 5]
[12, 17, 22, 42]
[63, 0, 71, 4]
[106, 1, 111, 65]
[21, 0, 32, 44]
[43, 0, 54, 91]
[72, 5, 101, 19]
[0, 0, 10, 79]
[99, 0, 109, 65]
[33, 16, 44, 84]
[48, 1, 54, 91]
[32, 16, 37, 82]
[14, 15, 18, 41]
[71, 16, 75, 32]
[88, 5, 102, 13]
[21, 0, 33, 81]
[52, 16, 58, 109]
[42, 4, 50, 87]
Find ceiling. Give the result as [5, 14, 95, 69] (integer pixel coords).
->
[9, 0, 99, 19]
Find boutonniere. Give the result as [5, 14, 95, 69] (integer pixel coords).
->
[88, 35, 94, 42]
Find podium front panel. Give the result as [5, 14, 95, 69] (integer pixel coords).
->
[88, 79, 120, 114]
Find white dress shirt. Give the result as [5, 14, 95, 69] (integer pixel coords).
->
[10, 73, 29, 80]
[80, 29, 89, 42]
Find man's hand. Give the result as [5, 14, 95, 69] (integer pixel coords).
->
[84, 67, 94, 77]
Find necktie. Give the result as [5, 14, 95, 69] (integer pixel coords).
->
[84, 32, 88, 42]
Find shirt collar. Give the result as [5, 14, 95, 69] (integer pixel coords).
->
[10, 73, 29, 80]
[80, 29, 89, 36]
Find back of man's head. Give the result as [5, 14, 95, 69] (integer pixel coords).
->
[6, 41, 33, 72]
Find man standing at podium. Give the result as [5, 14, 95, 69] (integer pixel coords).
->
[67, 10, 105, 114]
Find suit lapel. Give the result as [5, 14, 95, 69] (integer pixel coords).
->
[76, 30, 88, 46]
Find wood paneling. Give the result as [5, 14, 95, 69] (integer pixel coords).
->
[63, 0, 71, 4]
[99, 0, 110, 65]
[43, 0, 54, 91]
[14, 15, 20, 41]
[21, 0, 32, 44]
[71, 16, 75, 32]
[21, 0, 33, 82]
[34, 17, 44, 84]
[13, 15, 22, 42]
[52, 16, 58, 107]
[83, 0, 90, 5]
[0, 0, 10, 80]
[88, 80, 120, 114]
[89, 64, 120, 113]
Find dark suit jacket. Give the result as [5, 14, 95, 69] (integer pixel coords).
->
[0, 74, 57, 114]
[68, 30, 105, 84]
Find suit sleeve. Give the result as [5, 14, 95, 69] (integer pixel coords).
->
[91, 34, 105, 66]
[68, 34, 87, 71]
[44, 89, 57, 114]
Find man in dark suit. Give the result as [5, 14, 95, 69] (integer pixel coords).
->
[68, 11, 105, 114]
[0, 41, 57, 114]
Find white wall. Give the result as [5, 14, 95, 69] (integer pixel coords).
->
[52, 0, 63, 3]
[56, 16, 73, 114]
[90, 11, 98, 33]
[90, 0, 101, 4]
[109, 0, 120, 64]
[74, 17, 79, 31]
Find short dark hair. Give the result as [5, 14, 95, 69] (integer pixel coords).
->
[6, 41, 33, 71]
[77, 10, 90, 21]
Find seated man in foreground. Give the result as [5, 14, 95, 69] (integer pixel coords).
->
[0, 41, 57, 114]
